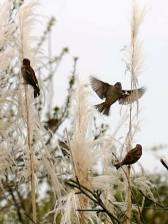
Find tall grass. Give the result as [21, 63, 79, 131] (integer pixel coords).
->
[124, 0, 145, 222]
[18, 1, 40, 222]
[0, 0, 160, 223]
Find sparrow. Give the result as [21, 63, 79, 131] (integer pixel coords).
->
[44, 118, 59, 131]
[114, 144, 142, 169]
[90, 76, 145, 115]
[21, 58, 40, 98]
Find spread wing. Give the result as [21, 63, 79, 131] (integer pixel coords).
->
[119, 87, 146, 104]
[90, 76, 110, 99]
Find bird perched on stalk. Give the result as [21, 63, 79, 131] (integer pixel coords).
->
[90, 76, 145, 115]
[114, 144, 142, 169]
[44, 118, 59, 132]
[21, 58, 40, 98]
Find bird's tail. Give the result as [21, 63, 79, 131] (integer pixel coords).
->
[95, 102, 110, 115]
[34, 86, 40, 98]
[114, 162, 121, 170]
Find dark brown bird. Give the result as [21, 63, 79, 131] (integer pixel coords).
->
[90, 76, 145, 115]
[21, 58, 40, 98]
[45, 118, 59, 131]
[114, 144, 142, 169]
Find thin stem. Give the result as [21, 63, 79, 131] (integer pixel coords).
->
[25, 86, 37, 223]
[66, 179, 120, 223]
[19, 10, 37, 223]
[8, 184, 23, 223]
[126, 166, 132, 224]
[125, 0, 138, 222]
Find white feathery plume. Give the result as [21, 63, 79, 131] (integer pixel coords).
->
[70, 80, 94, 183]
[17, 0, 40, 120]
[47, 192, 80, 224]
[0, 0, 17, 74]
[61, 79, 96, 223]
[123, 1, 145, 223]
[0, 0, 64, 222]
[42, 151, 64, 200]
[70, 80, 94, 223]
[59, 193, 80, 224]
[0, 0, 19, 181]
[18, 0, 39, 60]
[133, 176, 155, 202]
[124, 0, 145, 87]
[94, 1, 147, 222]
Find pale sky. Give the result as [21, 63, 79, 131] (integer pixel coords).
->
[39, 0, 168, 172]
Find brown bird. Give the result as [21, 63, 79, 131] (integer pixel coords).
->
[90, 76, 145, 115]
[21, 58, 40, 98]
[114, 144, 142, 169]
[45, 118, 59, 132]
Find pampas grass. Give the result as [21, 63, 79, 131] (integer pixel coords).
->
[69, 80, 95, 223]
[123, 0, 145, 223]
[0, 0, 18, 182]
[0, 0, 162, 223]
[18, 0, 41, 222]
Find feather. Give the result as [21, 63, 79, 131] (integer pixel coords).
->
[119, 87, 145, 104]
[90, 76, 110, 99]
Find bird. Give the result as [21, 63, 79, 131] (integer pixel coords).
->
[44, 118, 59, 132]
[90, 76, 145, 115]
[114, 144, 142, 169]
[21, 58, 40, 98]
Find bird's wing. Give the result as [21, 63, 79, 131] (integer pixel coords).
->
[122, 151, 134, 163]
[122, 148, 137, 164]
[29, 66, 39, 88]
[22, 65, 39, 88]
[119, 87, 145, 104]
[90, 76, 110, 99]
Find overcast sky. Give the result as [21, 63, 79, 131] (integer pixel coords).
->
[39, 0, 168, 172]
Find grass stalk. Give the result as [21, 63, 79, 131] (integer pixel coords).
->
[126, 165, 132, 224]
[19, 4, 37, 222]
[126, 0, 144, 221]
[25, 86, 37, 223]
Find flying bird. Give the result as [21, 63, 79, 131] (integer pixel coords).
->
[90, 76, 145, 115]
[21, 58, 40, 98]
[114, 144, 142, 169]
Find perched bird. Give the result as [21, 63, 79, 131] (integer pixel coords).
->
[21, 58, 40, 98]
[90, 76, 145, 115]
[114, 144, 142, 169]
[44, 118, 59, 132]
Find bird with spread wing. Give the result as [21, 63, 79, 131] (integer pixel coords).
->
[90, 76, 145, 115]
